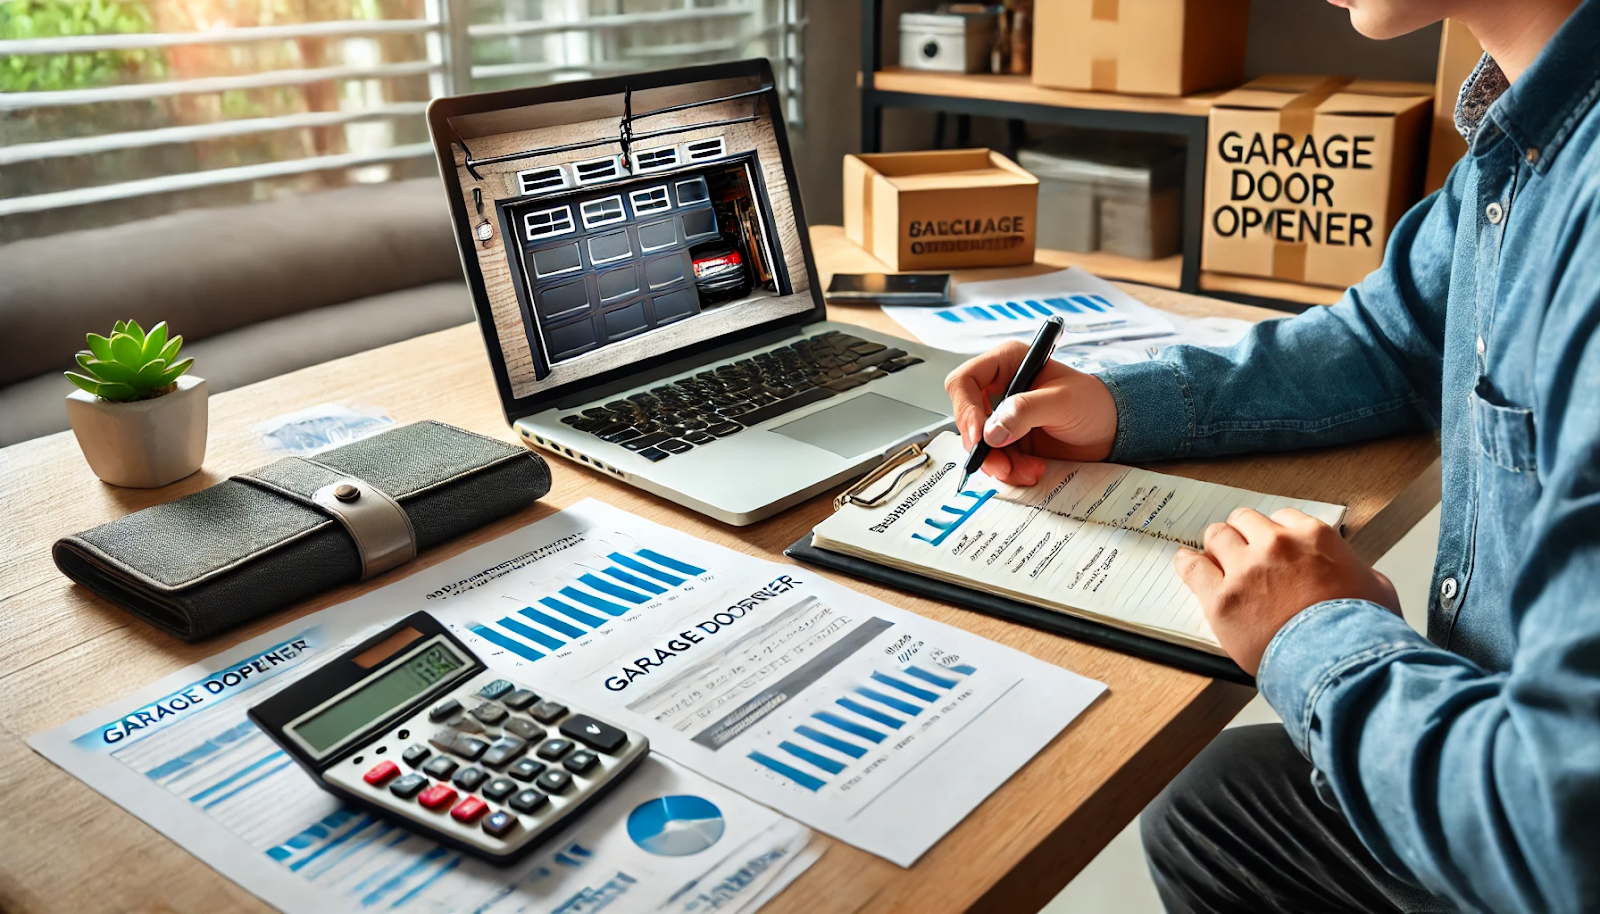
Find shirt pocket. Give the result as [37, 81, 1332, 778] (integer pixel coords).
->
[1470, 379, 1537, 474]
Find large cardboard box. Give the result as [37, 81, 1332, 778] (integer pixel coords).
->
[1202, 75, 1432, 289]
[1031, 0, 1250, 97]
[843, 149, 1038, 271]
[1425, 19, 1483, 193]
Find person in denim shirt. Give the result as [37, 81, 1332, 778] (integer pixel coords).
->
[945, 0, 1599, 910]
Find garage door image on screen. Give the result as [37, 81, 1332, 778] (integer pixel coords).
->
[501, 154, 783, 379]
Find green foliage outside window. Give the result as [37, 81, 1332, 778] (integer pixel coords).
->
[0, 0, 165, 92]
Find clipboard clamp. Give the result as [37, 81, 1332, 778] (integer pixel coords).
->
[834, 442, 933, 511]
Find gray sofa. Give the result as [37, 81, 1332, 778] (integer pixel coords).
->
[0, 178, 474, 448]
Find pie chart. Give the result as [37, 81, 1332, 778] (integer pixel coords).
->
[626, 795, 726, 856]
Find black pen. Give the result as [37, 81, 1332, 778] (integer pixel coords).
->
[955, 316, 1066, 493]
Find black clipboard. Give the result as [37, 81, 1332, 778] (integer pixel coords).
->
[784, 532, 1253, 686]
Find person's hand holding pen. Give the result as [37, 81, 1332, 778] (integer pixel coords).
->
[944, 338, 1120, 488]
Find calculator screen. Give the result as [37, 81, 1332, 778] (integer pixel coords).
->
[291, 640, 466, 755]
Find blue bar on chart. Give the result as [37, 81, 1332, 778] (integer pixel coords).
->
[932, 295, 1118, 324]
[467, 548, 706, 664]
[747, 663, 979, 792]
[912, 488, 996, 547]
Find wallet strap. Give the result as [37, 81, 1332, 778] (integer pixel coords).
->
[308, 474, 418, 580]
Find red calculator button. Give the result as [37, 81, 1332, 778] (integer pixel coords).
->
[417, 784, 458, 811]
[363, 760, 400, 786]
[450, 796, 489, 824]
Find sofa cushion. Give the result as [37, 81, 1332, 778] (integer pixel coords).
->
[0, 177, 463, 386]
[0, 280, 473, 448]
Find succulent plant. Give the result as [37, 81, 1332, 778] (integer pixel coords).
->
[64, 319, 193, 402]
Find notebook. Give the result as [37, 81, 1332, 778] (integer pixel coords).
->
[809, 432, 1346, 656]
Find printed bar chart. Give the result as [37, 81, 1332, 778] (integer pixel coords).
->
[748, 663, 977, 792]
[469, 547, 706, 664]
[933, 294, 1119, 324]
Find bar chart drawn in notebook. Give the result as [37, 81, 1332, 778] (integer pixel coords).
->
[467, 541, 711, 665]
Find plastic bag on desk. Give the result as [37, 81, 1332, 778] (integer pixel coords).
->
[255, 403, 395, 455]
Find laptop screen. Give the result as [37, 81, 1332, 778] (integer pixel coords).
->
[430, 61, 821, 418]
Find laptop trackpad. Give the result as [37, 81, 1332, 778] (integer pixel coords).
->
[771, 392, 946, 458]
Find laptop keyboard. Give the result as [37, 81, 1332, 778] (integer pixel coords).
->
[559, 330, 925, 462]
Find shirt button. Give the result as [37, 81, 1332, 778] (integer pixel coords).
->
[1476, 336, 1486, 356]
[1525, 147, 1540, 164]
[1440, 577, 1459, 601]
[1486, 202, 1504, 224]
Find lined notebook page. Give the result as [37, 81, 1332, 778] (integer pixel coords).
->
[812, 432, 1346, 654]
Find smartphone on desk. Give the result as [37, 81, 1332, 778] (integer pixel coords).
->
[825, 272, 953, 307]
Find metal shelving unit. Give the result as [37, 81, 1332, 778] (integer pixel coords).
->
[858, 0, 1214, 294]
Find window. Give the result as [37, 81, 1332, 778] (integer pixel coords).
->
[579, 195, 626, 229]
[517, 166, 569, 197]
[633, 146, 681, 173]
[0, 0, 806, 242]
[571, 156, 627, 186]
[629, 186, 671, 215]
[681, 137, 727, 162]
[524, 206, 575, 240]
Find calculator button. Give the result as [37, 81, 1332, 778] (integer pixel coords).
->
[481, 737, 528, 769]
[530, 701, 568, 723]
[535, 770, 573, 794]
[502, 689, 538, 711]
[536, 739, 573, 761]
[363, 760, 400, 786]
[450, 796, 489, 824]
[452, 766, 488, 792]
[428, 698, 462, 722]
[471, 702, 509, 726]
[451, 717, 487, 735]
[559, 715, 629, 754]
[508, 758, 547, 782]
[478, 679, 515, 700]
[402, 745, 431, 768]
[481, 778, 517, 802]
[422, 756, 458, 780]
[509, 789, 549, 814]
[454, 736, 489, 761]
[504, 718, 544, 741]
[563, 750, 599, 775]
[389, 773, 427, 799]
[482, 810, 518, 839]
[417, 784, 458, 811]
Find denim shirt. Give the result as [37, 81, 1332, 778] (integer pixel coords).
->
[1098, 4, 1600, 911]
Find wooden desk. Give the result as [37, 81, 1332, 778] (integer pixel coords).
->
[0, 227, 1440, 914]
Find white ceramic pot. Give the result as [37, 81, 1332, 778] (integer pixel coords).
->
[66, 375, 209, 488]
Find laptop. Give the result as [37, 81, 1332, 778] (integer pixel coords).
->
[426, 58, 962, 526]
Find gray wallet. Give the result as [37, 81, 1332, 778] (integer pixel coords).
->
[53, 420, 551, 640]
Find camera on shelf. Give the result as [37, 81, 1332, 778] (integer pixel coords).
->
[898, 6, 1000, 74]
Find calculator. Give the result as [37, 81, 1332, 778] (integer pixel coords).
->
[249, 611, 648, 864]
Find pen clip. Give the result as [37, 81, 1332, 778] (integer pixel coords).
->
[835, 442, 932, 511]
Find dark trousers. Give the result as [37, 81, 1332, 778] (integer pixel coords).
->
[1141, 725, 1455, 914]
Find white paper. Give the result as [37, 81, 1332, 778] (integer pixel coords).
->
[403, 500, 1106, 866]
[31, 592, 813, 914]
[882, 267, 1175, 352]
[812, 433, 1345, 654]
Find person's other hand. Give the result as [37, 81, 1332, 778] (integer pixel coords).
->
[944, 341, 1118, 486]
[1175, 507, 1402, 675]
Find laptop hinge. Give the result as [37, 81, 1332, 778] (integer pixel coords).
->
[543, 321, 819, 413]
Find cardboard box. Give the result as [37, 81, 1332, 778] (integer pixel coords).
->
[843, 149, 1038, 271]
[1202, 75, 1432, 289]
[1425, 19, 1483, 193]
[1031, 0, 1250, 97]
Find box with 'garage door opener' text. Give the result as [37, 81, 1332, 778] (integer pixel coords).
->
[1202, 75, 1432, 289]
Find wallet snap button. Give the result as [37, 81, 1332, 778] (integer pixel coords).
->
[334, 483, 361, 502]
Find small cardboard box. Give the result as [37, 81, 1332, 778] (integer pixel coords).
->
[1031, 0, 1250, 97]
[1202, 75, 1432, 289]
[843, 149, 1038, 271]
[1425, 19, 1483, 194]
